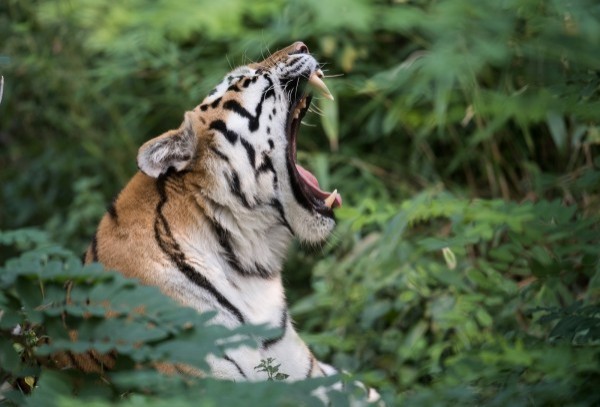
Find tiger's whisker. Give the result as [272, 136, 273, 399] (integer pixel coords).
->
[307, 108, 324, 117]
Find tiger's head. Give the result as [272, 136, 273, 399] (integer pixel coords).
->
[137, 42, 341, 245]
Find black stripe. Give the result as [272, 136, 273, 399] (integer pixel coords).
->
[306, 355, 316, 378]
[254, 262, 270, 277]
[211, 97, 222, 108]
[208, 216, 273, 279]
[284, 60, 309, 81]
[258, 155, 278, 191]
[88, 350, 108, 371]
[107, 195, 119, 223]
[222, 100, 260, 132]
[154, 174, 245, 324]
[90, 233, 99, 262]
[286, 64, 307, 80]
[66, 351, 86, 371]
[222, 76, 276, 133]
[210, 146, 230, 162]
[240, 137, 256, 169]
[211, 220, 236, 263]
[223, 354, 246, 378]
[263, 76, 276, 100]
[318, 363, 326, 376]
[286, 57, 305, 73]
[258, 155, 275, 175]
[209, 120, 239, 144]
[262, 309, 288, 349]
[270, 199, 293, 234]
[226, 171, 251, 208]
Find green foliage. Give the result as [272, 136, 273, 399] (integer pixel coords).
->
[296, 191, 600, 404]
[0, 229, 358, 406]
[254, 358, 290, 381]
[1, 0, 600, 405]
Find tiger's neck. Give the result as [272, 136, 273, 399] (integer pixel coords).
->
[172, 174, 294, 279]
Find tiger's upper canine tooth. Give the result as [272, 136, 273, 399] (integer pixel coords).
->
[308, 72, 334, 101]
[324, 189, 338, 208]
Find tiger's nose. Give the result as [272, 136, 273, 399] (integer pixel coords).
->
[289, 41, 309, 55]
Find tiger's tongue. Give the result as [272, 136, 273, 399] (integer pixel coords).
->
[295, 164, 342, 208]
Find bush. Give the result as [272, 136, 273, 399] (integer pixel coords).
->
[0, 229, 364, 406]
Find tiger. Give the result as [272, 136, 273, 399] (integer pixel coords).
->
[73, 41, 377, 401]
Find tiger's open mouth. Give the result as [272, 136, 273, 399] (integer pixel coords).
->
[286, 70, 342, 218]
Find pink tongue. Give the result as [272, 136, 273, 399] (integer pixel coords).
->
[295, 164, 342, 208]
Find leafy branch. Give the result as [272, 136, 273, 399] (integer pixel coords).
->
[254, 358, 290, 382]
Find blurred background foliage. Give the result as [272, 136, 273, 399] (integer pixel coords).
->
[1, 0, 600, 405]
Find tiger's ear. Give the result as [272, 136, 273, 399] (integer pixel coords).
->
[137, 112, 198, 178]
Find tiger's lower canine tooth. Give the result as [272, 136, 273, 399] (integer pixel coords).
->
[308, 72, 334, 101]
[324, 189, 338, 208]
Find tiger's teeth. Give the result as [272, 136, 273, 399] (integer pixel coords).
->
[324, 189, 338, 208]
[308, 72, 334, 101]
[293, 97, 308, 120]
